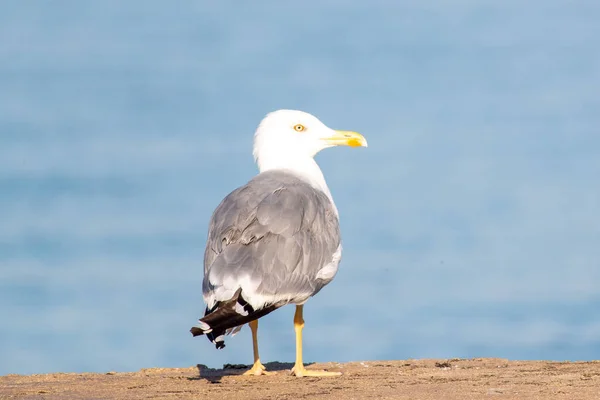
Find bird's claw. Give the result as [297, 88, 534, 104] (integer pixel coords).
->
[290, 365, 342, 377]
[243, 361, 273, 376]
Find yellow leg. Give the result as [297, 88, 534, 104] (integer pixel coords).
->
[291, 305, 341, 377]
[243, 319, 272, 376]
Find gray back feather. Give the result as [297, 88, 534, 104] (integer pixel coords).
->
[203, 170, 340, 301]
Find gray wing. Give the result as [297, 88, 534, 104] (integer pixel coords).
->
[202, 170, 340, 310]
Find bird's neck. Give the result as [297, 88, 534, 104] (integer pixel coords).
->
[257, 155, 337, 212]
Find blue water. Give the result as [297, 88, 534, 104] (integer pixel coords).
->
[1, 1, 599, 375]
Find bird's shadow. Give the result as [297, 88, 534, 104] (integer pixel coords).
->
[188, 362, 314, 383]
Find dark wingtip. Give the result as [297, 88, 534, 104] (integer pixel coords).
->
[215, 341, 225, 350]
[190, 327, 204, 337]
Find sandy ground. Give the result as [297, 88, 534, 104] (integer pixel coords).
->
[1, 358, 599, 400]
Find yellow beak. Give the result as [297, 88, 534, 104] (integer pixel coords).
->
[323, 130, 368, 148]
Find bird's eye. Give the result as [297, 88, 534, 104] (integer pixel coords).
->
[293, 124, 305, 132]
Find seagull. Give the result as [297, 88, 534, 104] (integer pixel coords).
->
[190, 110, 367, 377]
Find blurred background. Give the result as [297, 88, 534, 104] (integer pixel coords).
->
[1, 1, 599, 375]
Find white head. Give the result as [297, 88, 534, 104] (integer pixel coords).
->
[253, 109, 368, 173]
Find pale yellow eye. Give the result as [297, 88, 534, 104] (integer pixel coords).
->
[293, 124, 305, 132]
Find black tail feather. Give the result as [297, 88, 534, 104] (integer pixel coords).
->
[190, 289, 283, 349]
